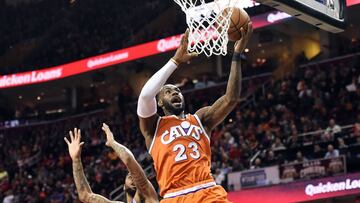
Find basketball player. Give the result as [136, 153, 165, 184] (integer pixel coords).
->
[137, 23, 253, 203]
[64, 124, 158, 203]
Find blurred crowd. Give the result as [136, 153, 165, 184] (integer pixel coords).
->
[0, 110, 151, 203]
[210, 60, 360, 185]
[1, 55, 360, 202]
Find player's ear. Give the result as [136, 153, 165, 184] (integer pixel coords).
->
[158, 99, 163, 107]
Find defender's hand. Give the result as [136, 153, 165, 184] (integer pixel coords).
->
[234, 22, 253, 53]
[102, 123, 115, 146]
[64, 128, 84, 160]
[172, 29, 198, 65]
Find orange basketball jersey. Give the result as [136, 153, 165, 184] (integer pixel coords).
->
[149, 114, 215, 199]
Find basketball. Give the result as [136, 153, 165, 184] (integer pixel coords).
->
[226, 7, 250, 41]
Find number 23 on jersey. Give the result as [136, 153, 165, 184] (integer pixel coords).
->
[173, 142, 200, 162]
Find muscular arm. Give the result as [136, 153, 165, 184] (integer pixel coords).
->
[196, 60, 242, 132]
[109, 141, 158, 200]
[196, 23, 253, 134]
[137, 59, 177, 148]
[72, 158, 122, 203]
[137, 30, 196, 148]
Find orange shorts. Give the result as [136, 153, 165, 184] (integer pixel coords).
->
[160, 185, 231, 203]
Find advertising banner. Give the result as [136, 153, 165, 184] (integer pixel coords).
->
[0, 11, 290, 89]
[0, 1, 358, 89]
[228, 172, 360, 203]
[280, 156, 346, 182]
[228, 165, 280, 190]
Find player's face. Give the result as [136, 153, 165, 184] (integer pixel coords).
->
[159, 84, 185, 115]
[125, 174, 136, 196]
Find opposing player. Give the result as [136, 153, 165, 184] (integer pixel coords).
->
[64, 125, 158, 203]
[137, 23, 253, 202]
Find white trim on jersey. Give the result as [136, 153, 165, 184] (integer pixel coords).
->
[193, 114, 210, 142]
[148, 117, 161, 154]
[163, 181, 216, 199]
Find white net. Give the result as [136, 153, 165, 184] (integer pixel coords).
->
[173, 0, 239, 56]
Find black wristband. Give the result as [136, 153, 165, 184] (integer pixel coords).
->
[232, 52, 242, 61]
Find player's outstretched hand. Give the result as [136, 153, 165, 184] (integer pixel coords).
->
[101, 123, 115, 147]
[64, 128, 84, 161]
[234, 22, 253, 53]
[172, 29, 198, 65]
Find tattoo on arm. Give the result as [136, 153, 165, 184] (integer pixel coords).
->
[73, 159, 92, 194]
[73, 159, 122, 203]
[110, 142, 156, 198]
[85, 193, 122, 203]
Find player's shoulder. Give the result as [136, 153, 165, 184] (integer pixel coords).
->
[195, 106, 210, 118]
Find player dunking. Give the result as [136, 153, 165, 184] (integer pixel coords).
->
[137, 23, 252, 203]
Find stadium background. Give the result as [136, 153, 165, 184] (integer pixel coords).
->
[0, 0, 359, 202]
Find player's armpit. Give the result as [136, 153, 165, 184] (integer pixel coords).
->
[195, 95, 238, 134]
[81, 193, 122, 203]
[139, 114, 159, 149]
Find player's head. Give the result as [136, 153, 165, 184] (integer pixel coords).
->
[124, 173, 136, 197]
[157, 84, 185, 115]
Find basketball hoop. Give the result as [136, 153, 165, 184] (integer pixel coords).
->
[173, 0, 239, 57]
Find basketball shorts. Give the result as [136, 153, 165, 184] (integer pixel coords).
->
[160, 185, 231, 203]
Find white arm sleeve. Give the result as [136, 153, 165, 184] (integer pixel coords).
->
[137, 59, 178, 118]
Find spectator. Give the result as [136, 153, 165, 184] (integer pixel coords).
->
[250, 158, 263, 169]
[214, 169, 225, 186]
[324, 119, 342, 136]
[324, 144, 340, 159]
[271, 137, 286, 151]
[2, 190, 15, 203]
[312, 144, 325, 159]
[264, 150, 279, 166]
[281, 166, 299, 180]
[287, 132, 300, 148]
[293, 151, 308, 163]
[338, 138, 348, 156]
[328, 157, 344, 174]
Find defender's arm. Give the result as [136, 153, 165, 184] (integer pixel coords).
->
[64, 129, 122, 203]
[102, 124, 158, 200]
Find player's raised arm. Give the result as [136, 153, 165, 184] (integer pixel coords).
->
[64, 128, 122, 203]
[101, 123, 158, 201]
[196, 22, 253, 133]
[137, 29, 197, 148]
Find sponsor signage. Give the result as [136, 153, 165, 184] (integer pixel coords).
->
[0, 10, 291, 89]
[280, 156, 346, 182]
[347, 0, 360, 6]
[1, 0, 359, 89]
[0, 35, 182, 89]
[228, 172, 360, 203]
[228, 166, 280, 190]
